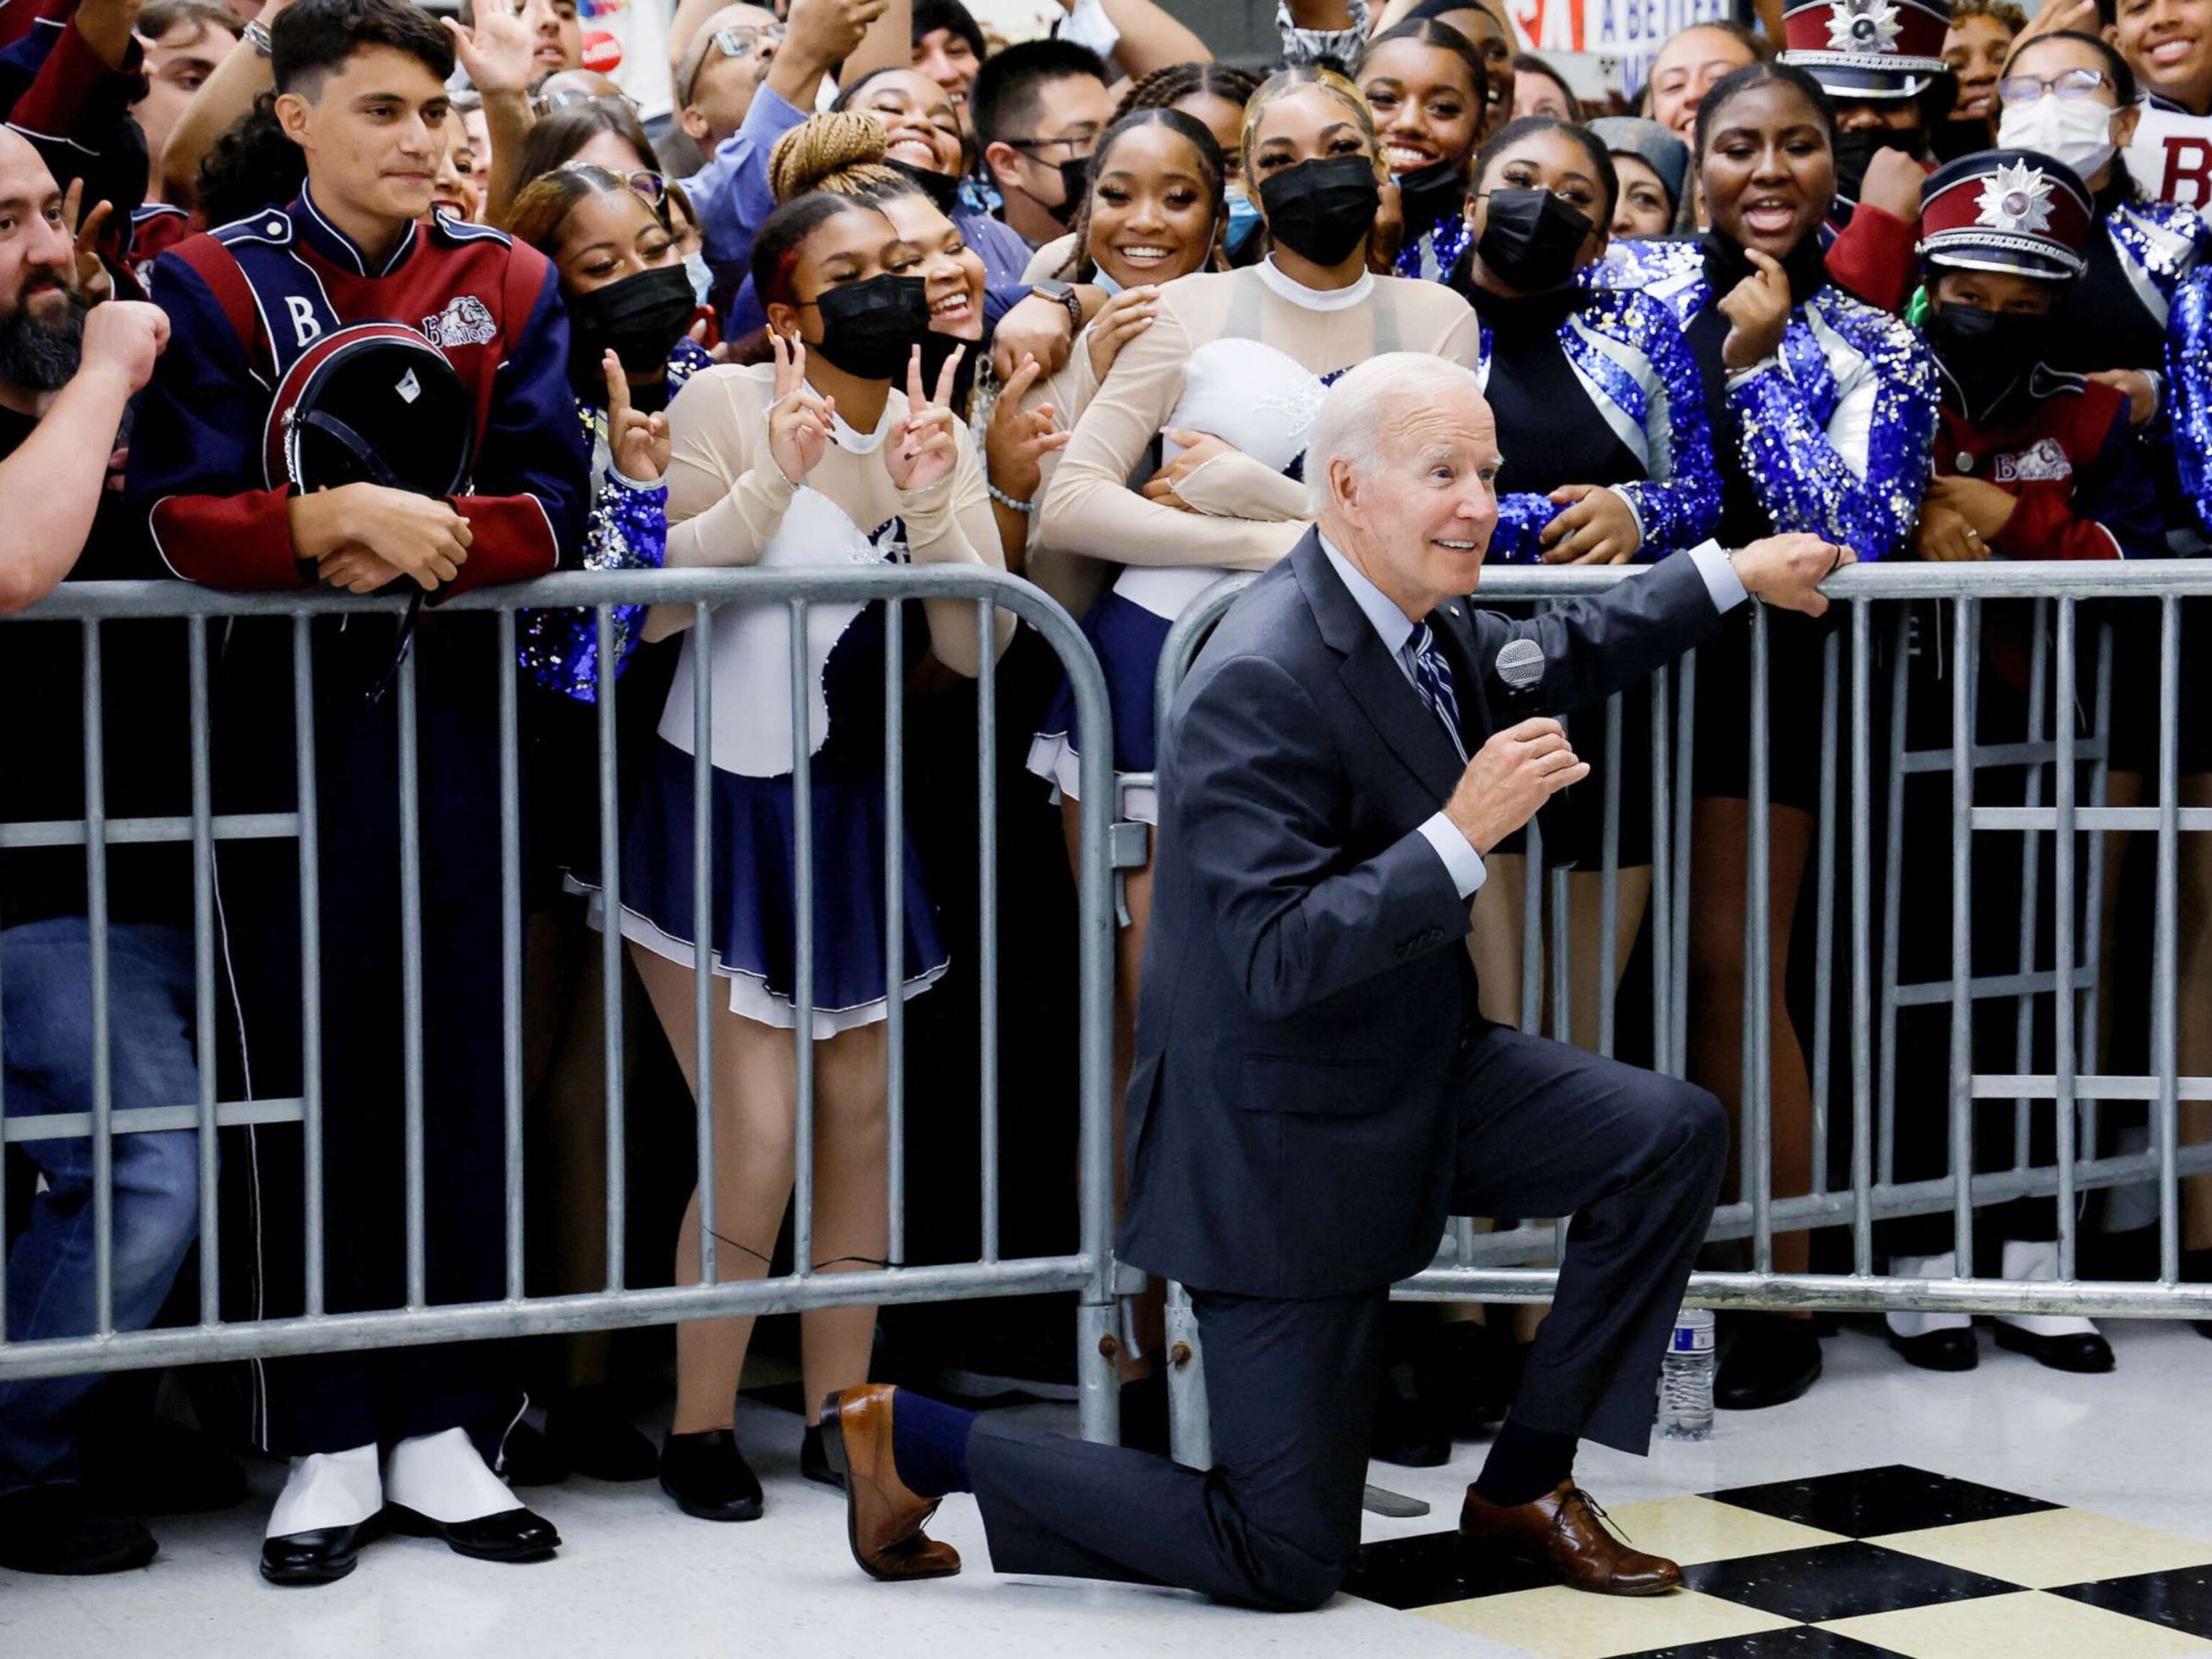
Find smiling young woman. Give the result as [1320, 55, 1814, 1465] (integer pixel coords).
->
[1593, 59, 1937, 1415]
[1357, 19, 1490, 280]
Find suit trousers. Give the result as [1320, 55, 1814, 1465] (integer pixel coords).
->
[968, 1024, 1728, 1610]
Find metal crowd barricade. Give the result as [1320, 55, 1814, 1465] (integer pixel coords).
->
[1145, 562, 2212, 1468]
[0, 567, 1125, 1447]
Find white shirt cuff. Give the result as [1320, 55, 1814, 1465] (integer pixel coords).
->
[1687, 539, 1748, 614]
[1418, 812, 1487, 899]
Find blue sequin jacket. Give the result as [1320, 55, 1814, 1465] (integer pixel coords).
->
[2162, 263, 2212, 537]
[1475, 285, 1723, 565]
[1593, 239, 1938, 562]
[520, 335, 713, 700]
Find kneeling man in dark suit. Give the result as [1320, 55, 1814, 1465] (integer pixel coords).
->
[822, 353, 1852, 1609]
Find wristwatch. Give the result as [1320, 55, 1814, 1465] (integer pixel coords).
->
[1032, 279, 1084, 334]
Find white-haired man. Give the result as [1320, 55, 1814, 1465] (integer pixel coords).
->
[819, 355, 1849, 1611]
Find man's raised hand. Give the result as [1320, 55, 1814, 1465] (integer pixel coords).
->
[1443, 717, 1588, 857]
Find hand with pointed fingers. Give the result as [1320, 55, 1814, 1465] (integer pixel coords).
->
[766, 331, 835, 485]
[886, 344, 963, 493]
[984, 353, 1070, 506]
[603, 352, 672, 482]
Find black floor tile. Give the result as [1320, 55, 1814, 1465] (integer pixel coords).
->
[1705, 1465, 2057, 1537]
[1346, 1528, 1557, 1609]
[1681, 1539, 2017, 1624]
[2052, 1565, 2212, 1640]
[1636, 1628, 1905, 1659]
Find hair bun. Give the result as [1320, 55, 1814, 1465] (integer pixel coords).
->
[770, 112, 891, 204]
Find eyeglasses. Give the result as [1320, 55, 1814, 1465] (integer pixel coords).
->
[557, 158, 670, 213]
[1997, 66, 2112, 104]
[710, 23, 783, 60]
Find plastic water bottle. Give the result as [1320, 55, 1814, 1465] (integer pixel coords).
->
[1657, 1307, 1716, 1441]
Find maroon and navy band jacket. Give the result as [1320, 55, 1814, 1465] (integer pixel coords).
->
[1933, 363, 2164, 562]
[127, 186, 589, 588]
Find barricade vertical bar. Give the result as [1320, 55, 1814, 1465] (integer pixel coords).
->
[1521, 817, 1543, 1034]
[2156, 595, 2181, 1282]
[189, 622, 220, 1321]
[2012, 603, 2051, 1167]
[1598, 693, 1622, 1059]
[1879, 611, 1910, 1186]
[1074, 597, 1122, 1447]
[1748, 603, 1773, 1272]
[791, 600, 816, 1280]
[1950, 599, 1974, 1273]
[397, 644, 427, 1310]
[978, 599, 1000, 1264]
[1851, 601, 1874, 1275]
[498, 612, 524, 1302]
[695, 606, 717, 1288]
[1812, 628, 1838, 1195]
[1650, 665, 1672, 1076]
[2054, 600, 2078, 1279]
[1550, 865, 1571, 1046]
[596, 606, 626, 1290]
[882, 600, 904, 1270]
[1671, 653, 1694, 1072]
[2080, 619, 2116, 1159]
[82, 621, 114, 1334]
[293, 616, 325, 1314]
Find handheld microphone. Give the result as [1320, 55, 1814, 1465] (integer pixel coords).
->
[1494, 636, 1547, 719]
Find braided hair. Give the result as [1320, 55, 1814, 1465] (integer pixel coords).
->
[1113, 60, 1262, 122]
[1053, 106, 1229, 282]
[768, 109, 917, 204]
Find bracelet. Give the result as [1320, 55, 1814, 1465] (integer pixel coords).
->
[988, 480, 1036, 514]
[243, 17, 272, 54]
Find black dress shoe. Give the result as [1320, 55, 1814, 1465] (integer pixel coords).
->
[1889, 1327, 1979, 1372]
[261, 1522, 371, 1586]
[1993, 1323, 2116, 1373]
[800, 1424, 846, 1489]
[546, 1388, 659, 1483]
[659, 1429, 763, 1521]
[1715, 1313, 1823, 1410]
[382, 1504, 560, 1562]
[0, 1484, 158, 1577]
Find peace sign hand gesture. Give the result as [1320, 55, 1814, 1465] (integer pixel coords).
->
[983, 352, 1071, 507]
[603, 351, 670, 483]
[62, 178, 113, 304]
[766, 331, 835, 486]
[886, 343, 963, 494]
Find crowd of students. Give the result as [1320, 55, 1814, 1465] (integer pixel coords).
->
[3, 0, 2211, 1596]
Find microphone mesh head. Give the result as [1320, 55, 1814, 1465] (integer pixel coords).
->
[1496, 637, 1545, 692]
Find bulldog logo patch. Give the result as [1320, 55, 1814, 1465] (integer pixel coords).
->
[423, 295, 497, 350]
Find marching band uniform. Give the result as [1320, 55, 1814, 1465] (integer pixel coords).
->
[125, 186, 588, 1582]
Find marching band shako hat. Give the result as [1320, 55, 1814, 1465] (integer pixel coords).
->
[1917, 148, 2094, 279]
[1780, 0, 1951, 99]
[262, 321, 476, 499]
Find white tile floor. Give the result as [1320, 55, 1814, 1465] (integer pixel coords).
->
[2, 1318, 2206, 1659]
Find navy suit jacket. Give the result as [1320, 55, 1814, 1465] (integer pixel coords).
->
[1116, 529, 1732, 1300]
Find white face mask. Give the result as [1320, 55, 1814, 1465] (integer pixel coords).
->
[1996, 96, 2118, 181]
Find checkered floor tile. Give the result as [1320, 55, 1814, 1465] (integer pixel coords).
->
[1345, 1465, 2212, 1658]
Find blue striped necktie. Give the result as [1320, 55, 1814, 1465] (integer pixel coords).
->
[1405, 622, 1468, 764]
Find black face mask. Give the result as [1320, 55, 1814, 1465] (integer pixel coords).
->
[1928, 117, 1992, 166]
[806, 272, 933, 381]
[1258, 155, 1383, 268]
[566, 264, 697, 396]
[1396, 154, 1468, 229]
[1831, 126, 1924, 205]
[1699, 228, 1830, 307]
[886, 158, 962, 214]
[1024, 155, 1090, 228]
[1474, 186, 1592, 293]
[1926, 301, 2048, 408]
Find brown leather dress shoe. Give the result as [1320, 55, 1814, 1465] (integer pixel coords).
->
[821, 1386, 962, 1583]
[1459, 1481, 1681, 1596]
